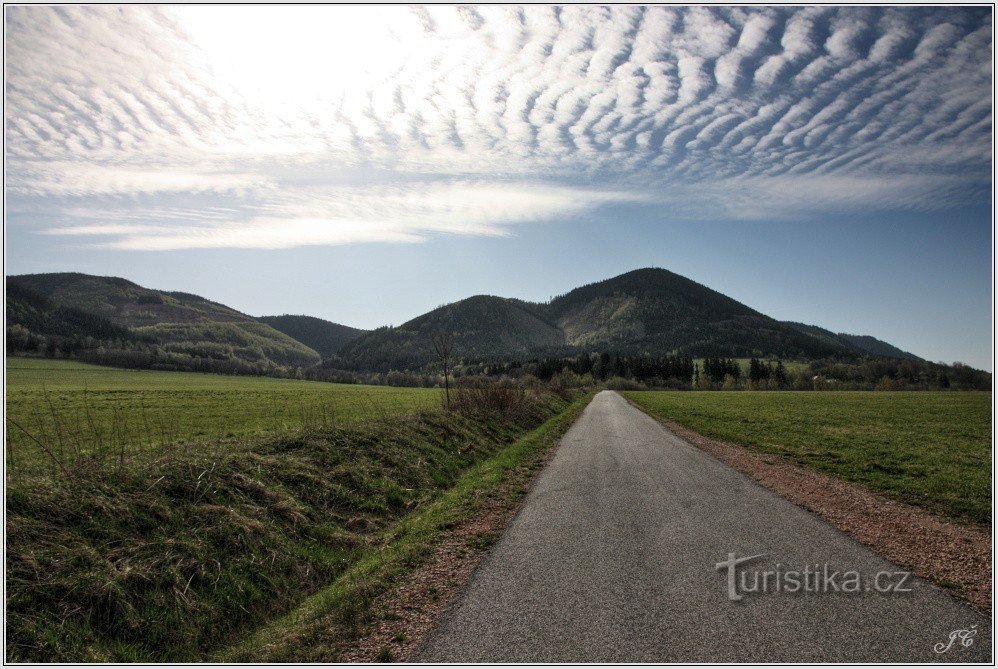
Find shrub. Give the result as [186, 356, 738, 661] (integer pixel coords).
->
[604, 376, 646, 391]
[451, 379, 534, 421]
[876, 375, 904, 391]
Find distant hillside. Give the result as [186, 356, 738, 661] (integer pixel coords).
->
[543, 268, 850, 359]
[837, 333, 921, 361]
[337, 268, 857, 372]
[8, 268, 927, 378]
[7, 273, 320, 369]
[6, 280, 137, 349]
[9, 273, 251, 327]
[258, 315, 366, 357]
[338, 295, 565, 371]
[784, 322, 922, 361]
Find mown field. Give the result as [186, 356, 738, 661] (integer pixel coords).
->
[624, 391, 992, 523]
[6, 357, 441, 472]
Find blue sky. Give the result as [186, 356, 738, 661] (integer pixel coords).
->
[5, 6, 993, 369]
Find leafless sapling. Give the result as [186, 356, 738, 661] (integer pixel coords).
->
[431, 331, 454, 410]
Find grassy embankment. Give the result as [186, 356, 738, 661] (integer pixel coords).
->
[6, 357, 440, 474]
[6, 356, 591, 661]
[222, 390, 591, 662]
[625, 391, 991, 523]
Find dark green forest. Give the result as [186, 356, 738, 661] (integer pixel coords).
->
[258, 314, 366, 357]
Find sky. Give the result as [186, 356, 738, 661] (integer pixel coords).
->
[4, 5, 993, 370]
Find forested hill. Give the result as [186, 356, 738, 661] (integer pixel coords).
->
[783, 322, 921, 362]
[337, 295, 565, 372]
[7, 273, 320, 372]
[334, 268, 880, 371]
[540, 268, 849, 358]
[8, 268, 935, 379]
[258, 315, 366, 357]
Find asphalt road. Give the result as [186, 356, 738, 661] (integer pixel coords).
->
[415, 391, 991, 663]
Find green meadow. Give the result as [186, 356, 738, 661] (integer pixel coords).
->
[625, 390, 992, 523]
[6, 357, 441, 472]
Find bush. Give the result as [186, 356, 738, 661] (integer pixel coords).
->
[451, 379, 534, 421]
[876, 375, 904, 391]
[604, 376, 646, 391]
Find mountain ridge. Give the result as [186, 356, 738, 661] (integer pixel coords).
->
[334, 267, 917, 371]
[7, 273, 321, 370]
[7, 268, 924, 374]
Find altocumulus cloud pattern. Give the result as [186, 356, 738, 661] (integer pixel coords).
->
[5, 6, 992, 250]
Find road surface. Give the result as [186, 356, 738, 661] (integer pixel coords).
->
[416, 391, 990, 662]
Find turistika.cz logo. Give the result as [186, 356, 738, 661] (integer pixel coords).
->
[715, 553, 914, 602]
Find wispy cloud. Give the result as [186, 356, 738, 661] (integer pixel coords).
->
[4, 6, 992, 249]
[40, 182, 637, 250]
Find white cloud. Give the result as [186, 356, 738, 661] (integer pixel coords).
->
[38, 181, 640, 250]
[7, 162, 268, 197]
[4, 6, 992, 248]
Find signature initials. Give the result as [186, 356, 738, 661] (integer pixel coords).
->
[934, 625, 978, 654]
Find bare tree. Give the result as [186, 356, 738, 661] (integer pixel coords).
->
[432, 331, 455, 410]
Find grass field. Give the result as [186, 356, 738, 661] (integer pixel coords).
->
[6, 357, 441, 472]
[624, 391, 992, 523]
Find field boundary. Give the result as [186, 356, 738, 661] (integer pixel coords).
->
[218, 391, 594, 662]
[624, 396, 991, 613]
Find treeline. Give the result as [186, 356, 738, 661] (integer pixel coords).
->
[459, 352, 696, 386]
[75, 347, 288, 378]
[301, 366, 440, 387]
[7, 329, 293, 379]
[9, 323, 989, 392]
[696, 357, 989, 391]
[699, 357, 788, 384]
[809, 357, 990, 391]
[451, 352, 988, 392]
[7, 332, 445, 387]
[7, 325, 148, 359]
[320, 350, 989, 392]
